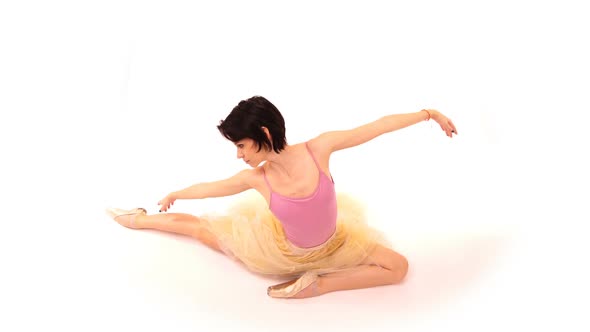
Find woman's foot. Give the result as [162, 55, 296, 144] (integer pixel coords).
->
[267, 272, 322, 299]
[289, 279, 321, 299]
[106, 207, 147, 229]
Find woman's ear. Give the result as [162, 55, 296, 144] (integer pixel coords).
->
[261, 126, 274, 151]
[261, 126, 271, 140]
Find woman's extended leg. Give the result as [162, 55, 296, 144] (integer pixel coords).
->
[281, 245, 409, 299]
[113, 212, 222, 253]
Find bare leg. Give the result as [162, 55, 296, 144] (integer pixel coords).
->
[286, 245, 409, 299]
[114, 212, 222, 253]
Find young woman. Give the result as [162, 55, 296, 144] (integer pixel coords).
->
[107, 96, 457, 299]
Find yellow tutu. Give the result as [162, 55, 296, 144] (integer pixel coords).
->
[201, 192, 391, 278]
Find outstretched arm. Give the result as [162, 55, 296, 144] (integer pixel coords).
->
[157, 169, 253, 212]
[316, 109, 457, 152]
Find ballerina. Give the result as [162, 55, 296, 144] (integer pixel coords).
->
[107, 95, 457, 299]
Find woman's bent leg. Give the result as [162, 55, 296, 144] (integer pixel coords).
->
[276, 245, 408, 299]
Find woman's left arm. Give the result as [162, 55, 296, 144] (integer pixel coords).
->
[315, 109, 457, 152]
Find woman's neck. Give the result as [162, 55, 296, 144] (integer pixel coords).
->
[264, 144, 302, 178]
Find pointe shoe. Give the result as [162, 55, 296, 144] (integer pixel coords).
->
[105, 207, 147, 228]
[267, 271, 319, 298]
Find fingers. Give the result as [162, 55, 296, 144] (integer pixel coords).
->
[449, 119, 457, 135]
[161, 203, 171, 212]
[434, 113, 457, 138]
[158, 200, 173, 213]
[447, 127, 454, 137]
[439, 124, 451, 137]
[157, 194, 176, 212]
[443, 119, 457, 138]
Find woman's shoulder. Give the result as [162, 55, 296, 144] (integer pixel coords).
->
[304, 137, 333, 176]
[306, 136, 332, 159]
[241, 166, 265, 180]
[231, 167, 265, 192]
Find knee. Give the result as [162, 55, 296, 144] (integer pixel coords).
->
[388, 254, 409, 284]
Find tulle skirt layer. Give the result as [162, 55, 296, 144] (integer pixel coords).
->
[201, 192, 391, 278]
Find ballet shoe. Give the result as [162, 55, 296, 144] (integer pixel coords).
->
[105, 207, 147, 228]
[267, 271, 319, 298]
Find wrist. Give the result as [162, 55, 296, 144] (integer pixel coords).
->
[430, 110, 440, 121]
[422, 109, 441, 121]
[421, 109, 431, 121]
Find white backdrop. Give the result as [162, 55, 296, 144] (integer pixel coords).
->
[1, 1, 589, 331]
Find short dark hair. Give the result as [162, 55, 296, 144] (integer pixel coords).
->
[217, 96, 287, 153]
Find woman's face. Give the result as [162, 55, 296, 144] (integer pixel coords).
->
[235, 138, 266, 167]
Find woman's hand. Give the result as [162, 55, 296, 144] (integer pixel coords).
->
[158, 193, 177, 212]
[428, 109, 458, 138]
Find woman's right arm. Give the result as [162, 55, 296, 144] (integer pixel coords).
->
[158, 169, 253, 212]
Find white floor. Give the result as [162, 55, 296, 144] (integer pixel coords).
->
[2, 1, 589, 331]
[3, 124, 588, 332]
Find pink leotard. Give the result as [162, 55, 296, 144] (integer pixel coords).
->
[263, 143, 337, 248]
